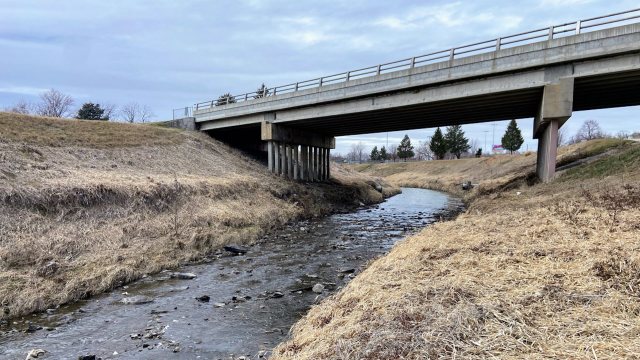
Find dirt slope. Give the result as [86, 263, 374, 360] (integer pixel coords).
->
[273, 140, 640, 359]
[0, 112, 395, 320]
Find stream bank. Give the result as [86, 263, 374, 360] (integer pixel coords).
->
[0, 188, 462, 360]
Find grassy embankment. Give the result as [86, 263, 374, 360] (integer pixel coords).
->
[0, 112, 396, 320]
[273, 139, 640, 359]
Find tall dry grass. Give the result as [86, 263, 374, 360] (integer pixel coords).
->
[0, 112, 395, 320]
[273, 141, 640, 359]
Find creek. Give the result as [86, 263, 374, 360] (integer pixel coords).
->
[0, 188, 462, 360]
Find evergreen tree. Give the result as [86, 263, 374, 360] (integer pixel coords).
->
[429, 127, 448, 160]
[379, 146, 388, 162]
[397, 135, 415, 161]
[76, 102, 107, 120]
[215, 93, 237, 106]
[254, 83, 270, 99]
[501, 119, 524, 154]
[475, 148, 483, 158]
[370, 146, 380, 161]
[444, 125, 470, 159]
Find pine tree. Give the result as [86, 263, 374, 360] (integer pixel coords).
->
[429, 127, 448, 160]
[397, 135, 415, 161]
[379, 146, 388, 162]
[215, 93, 237, 106]
[475, 148, 483, 158]
[76, 102, 107, 120]
[370, 146, 380, 161]
[444, 125, 470, 159]
[254, 83, 270, 99]
[501, 119, 524, 154]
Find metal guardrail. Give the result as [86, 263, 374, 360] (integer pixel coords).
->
[194, 8, 640, 111]
[172, 107, 193, 120]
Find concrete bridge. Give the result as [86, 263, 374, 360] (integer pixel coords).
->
[192, 9, 640, 182]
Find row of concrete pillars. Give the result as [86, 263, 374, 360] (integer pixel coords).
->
[267, 141, 330, 181]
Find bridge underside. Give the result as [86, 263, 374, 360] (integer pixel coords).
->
[205, 69, 640, 182]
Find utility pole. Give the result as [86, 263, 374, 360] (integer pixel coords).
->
[491, 123, 497, 154]
[483, 130, 489, 155]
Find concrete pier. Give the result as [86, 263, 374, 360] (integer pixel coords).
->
[262, 123, 334, 181]
[534, 78, 573, 182]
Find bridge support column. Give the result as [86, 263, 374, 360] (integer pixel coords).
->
[267, 141, 275, 173]
[261, 122, 335, 182]
[301, 145, 308, 181]
[327, 149, 331, 180]
[293, 145, 299, 180]
[310, 147, 316, 182]
[274, 142, 281, 175]
[319, 148, 324, 181]
[533, 78, 573, 182]
[280, 143, 286, 177]
[287, 144, 294, 179]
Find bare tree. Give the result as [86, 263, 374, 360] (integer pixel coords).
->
[36, 89, 74, 117]
[557, 126, 568, 147]
[5, 99, 32, 114]
[414, 140, 433, 161]
[389, 143, 399, 162]
[102, 103, 118, 120]
[574, 119, 604, 142]
[120, 103, 154, 123]
[615, 130, 630, 139]
[347, 142, 366, 163]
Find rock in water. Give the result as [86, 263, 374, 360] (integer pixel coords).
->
[224, 244, 248, 255]
[312, 284, 325, 294]
[26, 349, 46, 359]
[170, 272, 197, 280]
[196, 295, 210, 303]
[119, 295, 154, 305]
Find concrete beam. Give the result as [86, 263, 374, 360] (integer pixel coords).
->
[261, 121, 335, 149]
[534, 77, 574, 139]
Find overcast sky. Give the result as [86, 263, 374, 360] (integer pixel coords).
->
[1, 0, 638, 154]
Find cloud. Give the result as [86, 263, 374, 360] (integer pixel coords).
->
[539, 0, 594, 6]
[374, 3, 522, 33]
[280, 31, 332, 46]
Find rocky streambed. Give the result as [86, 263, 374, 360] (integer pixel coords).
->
[0, 188, 462, 360]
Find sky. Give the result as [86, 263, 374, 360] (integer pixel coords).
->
[1, 0, 638, 154]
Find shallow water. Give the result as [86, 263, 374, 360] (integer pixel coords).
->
[0, 188, 461, 360]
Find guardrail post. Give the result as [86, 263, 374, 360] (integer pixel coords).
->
[410, 57, 416, 68]
[496, 37, 502, 51]
[346, 72, 350, 82]
[245, 93, 248, 101]
[295, 83, 299, 91]
[376, 65, 381, 75]
[575, 21, 581, 35]
[319, 78, 323, 87]
[273, 87, 277, 95]
[210, 100, 214, 108]
[548, 26, 554, 40]
[449, 48, 455, 64]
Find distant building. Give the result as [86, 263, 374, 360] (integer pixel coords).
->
[492, 144, 506, 154]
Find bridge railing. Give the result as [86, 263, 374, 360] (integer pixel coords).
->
[193, 7, 640, 112]
[172, 106, 193, 120]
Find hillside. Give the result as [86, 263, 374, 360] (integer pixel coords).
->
[0, 112, 395, 320]
[273, 140, 640, 359]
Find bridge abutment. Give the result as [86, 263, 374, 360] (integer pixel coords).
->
[262, 122, 334, 181]
[534, 78, 574, 182]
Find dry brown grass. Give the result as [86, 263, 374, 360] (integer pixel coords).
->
[0, 113, 395, 320]
[354, 139, 627, 199]
[273, 141, 640, 359]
